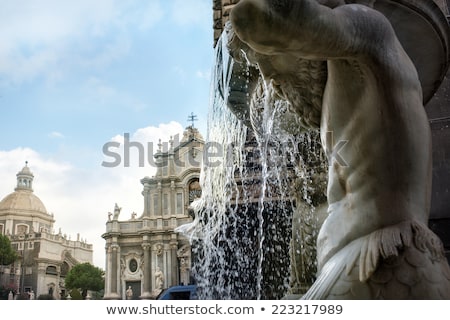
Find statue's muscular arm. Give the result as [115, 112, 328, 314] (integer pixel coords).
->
[230, 0, 395, 60]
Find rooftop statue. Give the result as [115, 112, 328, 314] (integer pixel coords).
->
[228, 0, 450, 299]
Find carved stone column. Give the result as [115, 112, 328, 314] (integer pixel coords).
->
[170, 242, 178, 286]
[104, 243, 120, 299]
[36, 262, 47, 297]
[157, 182, 162, 216]
[170, 180, 175, 216]
[140, 242, 152, 299]
[142, 179, 151, 217]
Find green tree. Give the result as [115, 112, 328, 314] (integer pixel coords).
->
[0, 234, 18, 266]
[65, 263, 104, 299]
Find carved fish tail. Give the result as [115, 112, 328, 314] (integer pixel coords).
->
[303, 220, 450, 299]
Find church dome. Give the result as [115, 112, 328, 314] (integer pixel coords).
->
[0, 163, 49, 217]
[0, 190, 48, 215]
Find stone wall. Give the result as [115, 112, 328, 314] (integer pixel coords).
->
[212, 0, 239, 47]
[427, 71, 450, 259]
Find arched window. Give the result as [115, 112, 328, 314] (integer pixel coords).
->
[188, 179, 202, 204]
[46, 266, 58, 275]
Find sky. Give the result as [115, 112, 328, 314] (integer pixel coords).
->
[0, 0, 215, 268]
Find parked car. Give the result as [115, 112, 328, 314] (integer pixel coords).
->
[157, 285, 197, 300]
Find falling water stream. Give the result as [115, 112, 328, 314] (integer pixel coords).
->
[177, 31, 328, 299]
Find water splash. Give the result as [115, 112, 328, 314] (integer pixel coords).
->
[177, 31, 328, 299]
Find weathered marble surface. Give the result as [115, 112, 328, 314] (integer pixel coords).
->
[229, 0, 450, 299]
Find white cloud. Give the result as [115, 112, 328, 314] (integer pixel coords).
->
[0, 121, 185, 269]
[0, 0, 114, 84]
[77, 35, 133, 70]
[48, 131, 65, 139]
[0, 0, 165, 86]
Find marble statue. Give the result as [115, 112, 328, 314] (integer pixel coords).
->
[113, 203, 121, 220]
[126, 286, 133, 300]
[155, 267, 165, 290]
[228, 0, 450, 299]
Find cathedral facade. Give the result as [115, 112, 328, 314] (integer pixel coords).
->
[102, 126, 204, 299]
[0, 164, 93, 299]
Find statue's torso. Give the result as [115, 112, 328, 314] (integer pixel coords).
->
[317, 47, 432, 267]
